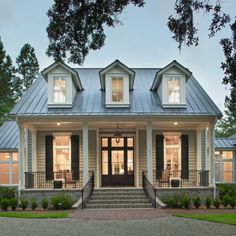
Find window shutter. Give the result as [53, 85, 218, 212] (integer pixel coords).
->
[156, 135, 164, 179]
[71, 135, 80, 180]
[181, 135, 189, 179]
[45, 135, 54, 181]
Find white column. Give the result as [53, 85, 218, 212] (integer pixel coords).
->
[196, 129, 202, 171]
[18, 124, 25, 188]
[83, 122, 89, 184]
[96, 128, 100, 188]
[209, 124, 215, 185]
[135, 128, 139, 187]
[147, 121, 153, 183]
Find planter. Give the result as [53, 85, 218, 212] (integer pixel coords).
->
[171, 179, 180, 187]
[53, 181, 63, 189]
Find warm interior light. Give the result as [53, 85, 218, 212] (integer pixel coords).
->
[174, 122, 178, 126]
[57, 122, 61, 126]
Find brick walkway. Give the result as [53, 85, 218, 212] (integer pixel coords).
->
[69, 208, 169, 220]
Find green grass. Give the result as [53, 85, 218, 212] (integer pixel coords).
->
[0, 212, 69, 219]
[174, 213, 236, 225]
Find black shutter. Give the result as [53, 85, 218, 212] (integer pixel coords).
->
[71, 135, 80, 180]
[45, 135, 54, 181]
[181, 135, 189, 179]
[156, 135, 164, 179]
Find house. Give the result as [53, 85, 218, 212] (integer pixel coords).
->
[215, 134, 236, 183]
[5, 59, 222, 197]
[0, 121, 19, 186]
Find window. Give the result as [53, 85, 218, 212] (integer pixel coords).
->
[164, 135, 181, 177]
[112, 77, 123, 102]
[168, 77, 180, 103]
[0, 152, 18, 185]
[53, 77, 66, 103]
[53, 136, 71, 174]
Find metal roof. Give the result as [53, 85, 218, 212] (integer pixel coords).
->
[0, 121, 18, 150]
[215, 137, 236, 150]
[10, 68, 222, 117]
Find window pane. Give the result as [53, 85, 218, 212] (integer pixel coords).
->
[55, 136, 70, 146]
[111, 138, 124, 147]
[168, 77, 180, 103]
[54, 77, 66, 103]
[12, 163, 19, 184]
[0, 163, 10, 184]
[0, 153, 10, 161]
[222, 151, 233, 160]
[127, 138, 134, 147]
[12, 153, 18, 161]
[127, 150, 133, 175]
[112, 151, 124, 175]
[112, 77, 123, 102]
[102, 138, 108, 147]
[102, 151, 108, 175]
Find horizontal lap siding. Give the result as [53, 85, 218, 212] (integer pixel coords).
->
[138, 130, 147, 186]
[88, 130, 97, 187]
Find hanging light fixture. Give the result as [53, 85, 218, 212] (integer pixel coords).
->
[114, 124, 122, 143]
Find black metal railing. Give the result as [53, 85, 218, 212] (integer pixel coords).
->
[81, 172, 94, 209]
[142, 171, 157, 208]
[25, 171, 82, 189]
[155, 170, 210, 188]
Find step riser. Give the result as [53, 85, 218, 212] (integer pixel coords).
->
[89, 200, 150, 204]
[86, 205, 153, 209]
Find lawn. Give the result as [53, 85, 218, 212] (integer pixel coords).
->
[174, 213, 236, 225]
[0, 212, 69, 219]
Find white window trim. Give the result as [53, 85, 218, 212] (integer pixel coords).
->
[105, 73, 130, 108]
[161, 74, 186, 107]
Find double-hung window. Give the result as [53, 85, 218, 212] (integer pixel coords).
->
[112, 77, 123, 102]
[53, 76, 67, 103]
[168, 77, 181, 103]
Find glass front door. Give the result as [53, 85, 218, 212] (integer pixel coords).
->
[101, 137, 134, 186]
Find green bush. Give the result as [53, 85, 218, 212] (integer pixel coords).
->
[213, 198, 221, 209]
[0, 186, 15, 200]
[42, 198, 49, 210]
[181, 195, 191, 209]
[9, 198, 18, 211]
[51, 194, 73, 210]
[228, 197, 236, 208]
[222, 195, 230, 208]
[205, 197, 212, 209]
[163, 193, 183, 208]
[192, 196, 201, 209]
[31, 199, 38, 210]
[218, 184, 236, 200]
[0, 199, 10, 211]
[20, 199, 29, 210]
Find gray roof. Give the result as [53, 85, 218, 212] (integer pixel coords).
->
[0, 121, 18, 150]
[215, 137, 236, 150]
[10, 68, 222, 118]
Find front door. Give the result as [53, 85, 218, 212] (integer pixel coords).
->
[101, 137, 134, 186]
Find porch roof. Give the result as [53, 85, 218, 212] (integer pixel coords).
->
[215, 137, 236, 150]
[9, 68, 222, 118]
[0, 121, 18, 150]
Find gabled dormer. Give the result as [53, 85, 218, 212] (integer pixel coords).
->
[42, 61, 83, 108]
[99, 60, 135, 108]
[151, 60, 192, 108]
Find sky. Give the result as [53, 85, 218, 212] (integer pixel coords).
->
[0, 0, 235, 112]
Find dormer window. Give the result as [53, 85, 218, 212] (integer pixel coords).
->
[54, 76, 67, 103]
[167, 76, 181, 104]
[112, 77, 123, 102]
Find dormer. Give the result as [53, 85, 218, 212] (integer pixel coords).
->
[151, 60, 192, 108]
[42, 61, 83, 108]
[99, 60, 135, 108]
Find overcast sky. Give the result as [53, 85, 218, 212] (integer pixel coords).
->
[0, 0, 235, 112]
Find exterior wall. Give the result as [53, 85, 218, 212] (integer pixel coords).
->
[27, 131, 32, 172]
[138, 130, 147, 187]
[88, 130, 97, 187]
[201, 129, 207, 170]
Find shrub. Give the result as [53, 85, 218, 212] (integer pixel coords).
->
[222, 195, 230, 208]
[181, 195, 191, 209]
[31, 199, 38, 210]
[192, 196, 201, 209]
[213, 198, 221, 209]
[163, 193, 183, 208]
[51, 194, 73, 210]
[9, 198, 18, 211]
[228, 197, 236, 209]
[0, 186, 15, 200]
[205, 197, 212, 209]
[218, 184, 236, 200]
[20, 199, 29, 210]
[42, 198, 49, 210]
[0, 199, 10, 211]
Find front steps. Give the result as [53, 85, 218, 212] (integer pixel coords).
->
[85, 188, 154, 209]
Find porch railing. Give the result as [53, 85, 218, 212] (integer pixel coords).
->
[155, 170, 209, 188]
[81, 172, 94, 209]
[24, 171, 82, 189]
[142, 171, 157, 208]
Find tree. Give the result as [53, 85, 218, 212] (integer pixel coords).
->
[0, 38, 16, 125]
[16, 43, 39, 96]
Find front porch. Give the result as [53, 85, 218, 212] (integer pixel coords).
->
[18, 118, 216, 190]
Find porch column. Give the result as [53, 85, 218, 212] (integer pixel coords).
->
[83, 121, 89, 184]
[147, 121, 153, 183]
[209, 124, 216, 185]
[18, 123, 25, 188]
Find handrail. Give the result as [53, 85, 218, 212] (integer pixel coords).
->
[142, 171, 157, 208]
[81, 172, 94, 209]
